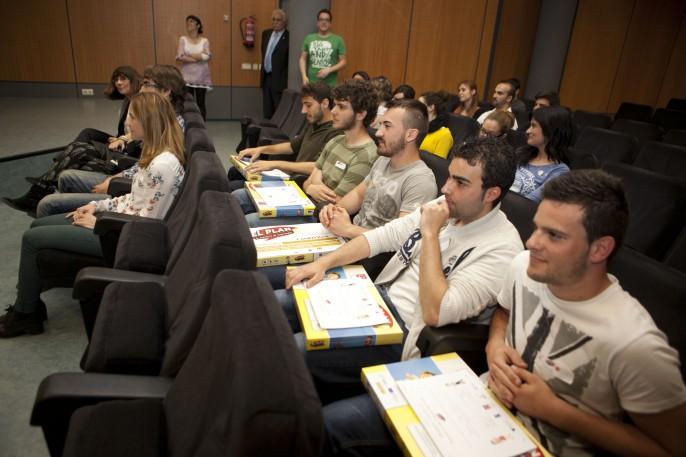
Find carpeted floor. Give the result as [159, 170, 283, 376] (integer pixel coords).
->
[0, 97, 240, 456]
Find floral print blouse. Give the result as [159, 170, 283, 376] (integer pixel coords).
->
[92, 151, 184, 219]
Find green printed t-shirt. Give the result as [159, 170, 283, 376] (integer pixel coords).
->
[302, 33, 346, 87]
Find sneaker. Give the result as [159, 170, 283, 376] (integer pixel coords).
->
[0, 307, 44, 337]
[0, 301, 47, 323]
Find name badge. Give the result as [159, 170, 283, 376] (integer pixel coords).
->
[335, 160, 347, 171]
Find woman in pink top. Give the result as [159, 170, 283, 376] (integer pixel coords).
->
[176, 14, 212, 120]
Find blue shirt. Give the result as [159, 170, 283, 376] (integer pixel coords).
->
[510, 162, 570, 202]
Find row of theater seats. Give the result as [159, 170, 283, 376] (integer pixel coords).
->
[240, 89, 307, 150]
[29, 118, 325, 454]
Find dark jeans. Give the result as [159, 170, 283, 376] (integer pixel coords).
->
[14, 214, 102, 313]
[321, 394, 401, 457]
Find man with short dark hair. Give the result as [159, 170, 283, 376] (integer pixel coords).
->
[534, 90, 560, 110]
[487, 169, 686, 456]
[261, 8, 289, 118]
[477, 80, 519, 129]
[281, 137, 523, 384]
[245, 79, 378, 227]
[299, 8, 347, 87]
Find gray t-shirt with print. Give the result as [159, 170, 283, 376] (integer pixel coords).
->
[353, 157, 437, 229]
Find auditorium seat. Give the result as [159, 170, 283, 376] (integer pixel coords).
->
[78, 192, 255, 373]
[446, 113, 480, 145]
[633, 141, 686, 181]
[603, 162, 686, 260]
[614, 102, 653, 122]
[31, 270, 323, 457]
[572, 110, 612, 131]
[575, 126, 639, 165]
[662, 129, 686, 147]
[652, 108, 686, 132]
[611, 119, 661, 149]
[664, 227, 686, 274]
[566, 146, 599, 169]
[666, 98, 686, 112]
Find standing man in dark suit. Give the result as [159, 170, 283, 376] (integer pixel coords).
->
[261, 8, 289, 119]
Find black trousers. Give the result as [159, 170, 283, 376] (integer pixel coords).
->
[262, 73, 283, 119]
[188, 87, 207, 120]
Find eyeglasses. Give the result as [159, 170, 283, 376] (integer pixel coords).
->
[142, 81, 159, 89]
[480, 127, 502, 138]
[318, 17, 331, 22]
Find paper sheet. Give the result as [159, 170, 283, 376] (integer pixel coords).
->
[306, 278, 388, 329]
[397, 371, 536, 457]
[256, 185, 306, 206]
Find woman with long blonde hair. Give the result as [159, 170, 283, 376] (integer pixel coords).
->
[0, 92, 185, 338]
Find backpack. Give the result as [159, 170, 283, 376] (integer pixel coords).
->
[42, 141, 119, 185]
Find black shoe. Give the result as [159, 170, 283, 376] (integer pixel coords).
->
[25, 176, 43, 186]
[0, 306, 44, 337]
[0, 301, 47, 323]
[1, 184, 53, 212]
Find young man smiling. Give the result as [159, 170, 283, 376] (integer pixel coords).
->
[487, 170, 686, 456]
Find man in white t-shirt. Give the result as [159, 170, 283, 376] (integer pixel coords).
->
[487, 169, 686, 456]
[477, 80, 519, 130]
[282, 137, 523, 380]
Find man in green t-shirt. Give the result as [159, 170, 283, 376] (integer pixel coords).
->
[299, 8, 347, 87]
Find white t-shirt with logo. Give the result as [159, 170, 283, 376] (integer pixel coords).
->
[498, 251, 686, 456]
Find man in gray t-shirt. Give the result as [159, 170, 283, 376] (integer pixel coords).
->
[320, 99, 437, 239]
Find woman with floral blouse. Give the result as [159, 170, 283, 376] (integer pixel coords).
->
[0, 92, 185, 338]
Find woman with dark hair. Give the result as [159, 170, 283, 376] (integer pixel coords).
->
[452, 80, 480, 118]
[510, 106, 574, 202]
[392, 84, 415, 100]
[418, 90, 454, 159]
[176, 14, 212, 120]
[352, 70, 370, 81]
[0, 92, 186, 338]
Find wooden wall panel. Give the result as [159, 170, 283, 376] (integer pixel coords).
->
[68, 0, 155, 83]
[658, 11, 686, 107]
[330, 0, 412, 87]
[0, 0, 74, 82]
[153, 0, 232, 86]
[231, 0, 276, 87]
[405, 0, 489, 95]
[559, 0, 635, 112]
[608, 0, 686, 112]
[487, 0, 541, 98]
[475, 0, 499, 100]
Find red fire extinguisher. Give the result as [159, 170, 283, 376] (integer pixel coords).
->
[240, 16, 256, 48]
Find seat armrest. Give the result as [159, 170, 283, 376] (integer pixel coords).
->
[117, 156, 137, 170]
[73, 267, 167, 339]
[94, 213, 162, 266]
[30, 372, 171, 456]
[73, 267, 167, 302]
[93, 212, 154, 236]
[106, 177, 132, 197]
[416, 322, 490, 374]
